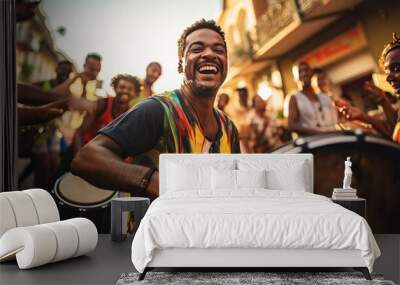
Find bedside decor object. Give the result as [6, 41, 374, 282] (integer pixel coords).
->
[111, 197, 150, 242]
[343, 157, 353, 189]
[332, 157, 358, 200]
[0, 189, 98, 269]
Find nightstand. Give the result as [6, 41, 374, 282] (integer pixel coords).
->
[331, 198, 366, 218]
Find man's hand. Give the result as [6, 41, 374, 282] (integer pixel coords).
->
[18, 100, 67, 126]
[79, 72, 91, 85]
[68, 96, 97, 115]
[364, 82, 389, 105]
[52, 72, 90, 97]
[146, 171, 159, 200]
[339, 105, 365, 121]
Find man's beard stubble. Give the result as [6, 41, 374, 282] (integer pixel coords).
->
[183, 78, 217, 99]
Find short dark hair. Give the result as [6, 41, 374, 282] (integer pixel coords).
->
[110, 74, 141, 93]
[177, 19, 226, 73]
[146, 62, 162, 72]
[85, 53, 102, 63]
[297, 61, 310, 68]
[58, 60, 72, 66]
[313, 68, 324, 75]
[380, 33, 400, 69]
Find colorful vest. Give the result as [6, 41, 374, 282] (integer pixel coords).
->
[134, 90, 240, 169]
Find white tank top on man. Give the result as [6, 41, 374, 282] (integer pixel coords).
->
[294, 92, 338, 131]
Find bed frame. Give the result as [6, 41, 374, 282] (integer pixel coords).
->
[138, 154, 372, 280]
[139, 248, 370, 280]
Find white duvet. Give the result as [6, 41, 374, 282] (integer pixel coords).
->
[131, 190, 380, 273]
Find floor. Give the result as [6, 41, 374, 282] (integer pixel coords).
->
[374, 235, 400, 284]
[0, 235, 399, 285]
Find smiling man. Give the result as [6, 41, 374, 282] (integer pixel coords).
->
[71, 19, 240, 199]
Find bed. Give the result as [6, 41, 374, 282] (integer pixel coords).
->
[131, 154, 380, 280]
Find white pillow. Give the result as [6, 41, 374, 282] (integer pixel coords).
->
[167, 162, 210, 191]
[238, 159, 308, 191]
[211, 169, 267, 190]
[166, 159, 236, 192]
[236, 169, 267, 189]
[266, 168, 306, 191]
[211, 168, 236, 190]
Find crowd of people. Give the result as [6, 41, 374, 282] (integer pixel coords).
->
[17, 18, 400, 232]
[18, 54, 162, 190]
[215, 45, 400, 153]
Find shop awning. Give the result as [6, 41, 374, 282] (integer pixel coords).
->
[254, 0, 363, 60]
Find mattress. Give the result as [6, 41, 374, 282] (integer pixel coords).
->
[131, 190, 380, 273]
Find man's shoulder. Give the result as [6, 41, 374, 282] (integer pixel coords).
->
[292, 91, 304, 98]
[152, 90, 177, 100]
[317, 92, 334, 105]
[134, 96, 164, 108]
[123, 97, 165, 120]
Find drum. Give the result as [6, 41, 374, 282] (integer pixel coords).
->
[53, 173, 118, 233]
[273, 131, 400, 233]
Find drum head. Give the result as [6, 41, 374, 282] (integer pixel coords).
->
[55, 173, 117, 208]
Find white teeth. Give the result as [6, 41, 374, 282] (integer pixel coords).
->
[199, 65, 218, 72]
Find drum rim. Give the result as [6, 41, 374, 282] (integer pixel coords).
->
[53, 173, 118, 209]
[273, 131, 400, 153]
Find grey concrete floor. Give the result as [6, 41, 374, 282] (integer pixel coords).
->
[0, 235, 398, 285]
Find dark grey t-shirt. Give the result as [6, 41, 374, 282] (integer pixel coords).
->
[99, 99, 164, 157]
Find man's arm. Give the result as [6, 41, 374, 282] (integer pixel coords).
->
[344, 106, 393, 139]
[71, 135, 159, 199]
[18, 81, 96, 115]
[18, 99, 67, 126]
[71, 99, 165, 199]
[287, 96, 322, 136]
[364, 82, 398, 129]
[17, 83, 69, 105]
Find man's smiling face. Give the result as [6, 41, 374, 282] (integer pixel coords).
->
[181, 28, 228, 96]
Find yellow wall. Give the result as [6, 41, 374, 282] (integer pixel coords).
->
[358, 0, 400, 67]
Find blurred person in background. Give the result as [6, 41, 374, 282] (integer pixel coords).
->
[231, 87, 251, 150]
[312, 68, 351, 125]
[56, 53, 102, 143]
[340, 34, 400, 142]
[288, 61, 337, 138]
[17, 79, 97, 188]
[234, 87, 250, 127]
[312, 68, 390, 135]
[26, 60, 74, 188]
[242, 95, 280, 153]
[216, 92, 230, 114]
[313, 68, 343, 101]
[35, 60, 74, 90]
[73, 74, 141, 154]
[143, 62, 162, 97]
[69, 53, 102, 100]
[130, 62, 162, 107]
